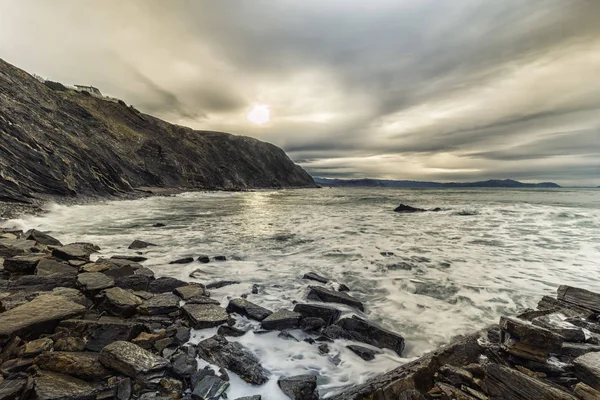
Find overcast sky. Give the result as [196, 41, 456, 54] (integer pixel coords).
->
[1, 0, 599, 185]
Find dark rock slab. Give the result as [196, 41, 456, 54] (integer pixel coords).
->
[307, 286, 364, 311]
[114, 274, 152, 292]
[23, 337, 54, 357]
[574, 351, 600, 390]
[4, 254, 47, 274]
[206, 280, 240, 289]
[8, 274, 77, 291]
[111, 255, 148, 262]
[483, 363, 578, 399]
[437, 364, 474, 387]
[100, 341, 169, 382]
[182, 304, 229, 329]
[33, 371, 96, 400]
[538, 295, 595, 318]
[0, 294, 85, 343]
[196, 335, 269, 385]
[561, 343, 600, 359]
[148, 276, 188, 293]
[36, 259, 77, 276]
[59, 318, 146, 352]
[558, 285, 600, 313]
[0, 379, 26, 400]
[300, 317, 326, 331]
[293, 303, 342, 326]
[191, 375, 229, 400]
[499, 316, 563, 361]
[128, 240, 157, 250]
[196, 255, 210, 263]
[303, 272, 328, 284]
[226, 298, 272, 321]
[261, 309, 301, 330]
[393, 204, 426, 213]
[35, 351, 111, 381]
[22, 229, 62, 246]
[169, 257, 194, 265]
[52, 243, 99, 261]
[186, 296, 221, 306]
[174, 284, 207, 300]
[347, 345, 381, 361]
[217, 325, 246, 337]
[0, 238, 41, 257]
[100, 287, 142, 317]
[324, 316, 405, 356]
[77, 272, 114, 293]
[277, 375, 318, 400]
[171, 349, 198, 378]
[139, 293, 180, 315]
[532, 314, 586, 342]
[213, 256, 227, 261]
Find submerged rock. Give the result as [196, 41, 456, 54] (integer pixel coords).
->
[347, 344, 381, 361]
[206, 280, 241, 289]
[182, 304, 229, 329]
[324, 316, 405, 356]
[217, 325, 247, 337]
[99, 341, 169, 382]
[393, 204, 426, 213]
[226, 298, 272, 321]
[169, 257, 194, 265]
[307, 286, 364, 311]
[128, 240, 157, 250]
[277, 375, 319, 400]
[261, 309, 301, 330]
[196, 335, 269, 385]
[302, 272, 328, 284]
[293, 303, 342, 326]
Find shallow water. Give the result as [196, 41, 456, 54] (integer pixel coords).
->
[4, 187, 600, 397]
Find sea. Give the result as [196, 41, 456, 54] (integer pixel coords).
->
[4, 187, 600, 398]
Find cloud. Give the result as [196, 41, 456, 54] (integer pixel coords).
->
[0, 0, 599, 185]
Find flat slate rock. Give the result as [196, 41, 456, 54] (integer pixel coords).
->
[0, 379, 26, 400]
[226, 298, 272, 321]
[192, 375, 229, 400]
[52, 243, 99, 261]
[148, 276, 188, 293]
[261, 309, 301, 330]
[558, 285, 600, 313]
[0, 238, 41, 257]
[138, 293, 180, 315]
[499, 316, 563, 361]
[77, 272, 114, 292]
[0, 294, 85, 343]
[324, 316, 405, 356]
[196, 335, 269, 385]
[174, 284, 206, 300]
[128, 240, 157, 250]
[101, 287, 142, 317]
[277, 375, 319, 400]
[3, 254, 47, 274]
[182, 304, 229, 329]
[307, 286, 364, 311]
[293, 303, 342, 326]
[8, 274, 77, 292]
[347, 344, 381, 361]
[100, 341, 169, 381]
[59, 318, 146, 352]
[574, 351, 600, 390]
[35, 351, 111, 381]
[34, 371, 96, 400]
[303, 272, 328, 284]
[531, 314, 586, 342]
[36, 259, 78, 276]
[22, 229, 63, 246]
[217, 325, 247, 337]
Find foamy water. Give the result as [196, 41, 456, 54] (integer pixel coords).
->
[4, 188, 600, 397]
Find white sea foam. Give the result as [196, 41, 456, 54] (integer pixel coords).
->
[3, 187, 600, 398]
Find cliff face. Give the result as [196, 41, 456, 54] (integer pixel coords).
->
[0, 59, 315, 203]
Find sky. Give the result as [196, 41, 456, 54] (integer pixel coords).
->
[1, 0, 599, 185]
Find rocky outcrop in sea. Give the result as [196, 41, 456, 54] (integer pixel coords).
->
[1, 226, 600, 400]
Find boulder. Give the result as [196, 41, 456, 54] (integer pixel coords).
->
[205, 280, 240, 289]
[22, 337, 54, 357]
[8, 274, 77, 291]
[307, 286, 364, 311]
[33, 371, 96, 400]
[293, 303, 342, 326]
[277, 375, 319, 400]
[182, 304, 229, 329]
[100, 287, 143, 317]
[77, 272, 114, 293]
[302, 272, 328, 284]
[52, 243, 99, 261]
[261, 309, 301, 330]
[531, 314, 586, 342]
[213, 256, 227, 261]
[196, 335, 269, 385]
[59, 317, 146, 352]
[324, 316, 405, 356]
[169, 257, 194, 265]
[36, 259, 77, 276]
[393, 204, 426, 213]
[557, 285, 600, 313]
[171, 349, 198, 378]
[226, 298, 272, 321]
[499, 316, 563, 361]
[0, 294, 85, 343]
[217, 325, 246, 337]
[148, 277, 188, 294]
[574, 351, 600, 390]
[191, 375, 229, 400]
[128, 240, 157, 250]
[139, 293, 180, 315]
[538, 295, 595, 319]
[196, 255, 210, 263]
[347, 345, 381, 361]
[3, 254, 47, 274]
[22, 229, 62, 246]
[174, 284, 207, 300]
[35, 351, 111, 381]
[100, 341, 169, 382]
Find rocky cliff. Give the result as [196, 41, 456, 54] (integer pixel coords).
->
[0, 59, 315, 203]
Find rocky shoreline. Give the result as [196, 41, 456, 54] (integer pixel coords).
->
[0, 227, 600, 400]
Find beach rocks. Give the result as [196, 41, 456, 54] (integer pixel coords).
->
[575, 383, 600, 400]
[52, 243, 99, 261]
[171, 348, 198, 378]
[169, 257, 194, 265]
[324, 316, 405, 356]
[23, 337, 54, 357]
[35, 351, 111, 381]
[100, 287, 143, 317]
[499, 316, 563, 361]
[128, 240, 157, 250]
[58, 318, 146, 352]
[277, 375, 319, 400]
[36, 259, 77, 276]
[99, 341, 169, 382]
[33, 371, 96, 400]
[217, 325, 246, 337]
[226, 298, 272, 321]
[293, 303, 342, 326]
[191, 375, 229, 400]
[3, 254, 47, 274]
[0, 238, 41, 257]
[574, 352, 600, 390]
[22, 229, 62, 246]
[182, 304, 229, 329]
[557, 285, 600, 313]
[261, 309, 301, 330]
[77, 272, 114, 293]
[347, 345, 380, 361]
[531, 314, 586, 342]
[307, 286, 364, 311]
[174, 284, 207, 300]
[303, 272, 328, 284]
[148, 277, 188, 293]
[0, 379, 27, 400]
[8, 274, 77, 291]
[139, 293, 180, 315]
[196, 335, 269, 385]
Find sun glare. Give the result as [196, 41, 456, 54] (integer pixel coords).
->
[247, 105, 270, 125]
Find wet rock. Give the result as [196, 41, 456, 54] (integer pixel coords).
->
[251, 284, 259, 295]
[99, 341, 169, 383]
[0, 294, 85, 343]
[538, 295, 595, 319]
[191, 375, 229, 400]
[574, 351, 600, 390]
[80, 263, 109, 273]
[77, 272, 114, 293]
[100, 287, 142, 317]
[226, 298, 272, 321]
[483, 363, 578, 400]
[22, 337, 54, 357]
[557, 285, 600, 313]
[300, 317, 326, 331]
[213, 256, 226, 261]
[174, 285, 207, 300]
[278, 331, 300, 342]
[324, 316, 405, 356]
[1, 357, 34, 373]
[531, 314, 586, 342]
[217, 325, 246, 337]
[115, 274, 152, 292]
[182, 304, 229, 329]
[499, 316, 563, 361]
[36, 259, 77, 276]
[565, 317, 600, 335]
[35, 351, 111, 381]
[132, 330, 167, 349]
[148, 277, 188, 294]
[0, 379, 26, 400]
[437, 364, 474, 387]
[347, 345, 381, 361]
[338, 284, 350, 292]
[574, 382, 600, 400]
[22, 229, 63, 246]
[196, 255, 210, 263]
[277, 375, 318, 400]
[174, 327, 191, 345]
[128, 240, 157, 250]
[196, 335, 269, 385]
[4, 254, 47, 274]
[306, 286, 364, 311]
[261, 309, 301, 330]
[8, 274, 77, 291]
[234, 397, 261, 400]
[171, 349, 198, 378]
[0, 238, 42, 258]
[33, 371, 96, 400]
[302, 272, 328, 284]
[561, 342, 600, 359]
[169, 257, 194, 265]
[293, 303, 342, 326]
[111, 255, 147, 262]
[205, 280, 240, 289]
[393, 204, 426, 213]
[52, 243, 99, 261]
[318, 344, 329, 354]
[59, 318, 146, 352]
[152, 223, 166, 228]
[139, 293, 180, 315]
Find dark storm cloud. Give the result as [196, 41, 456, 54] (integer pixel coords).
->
[0, 0, 599, 185]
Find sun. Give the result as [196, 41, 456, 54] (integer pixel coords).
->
[247, 105, 270, 125]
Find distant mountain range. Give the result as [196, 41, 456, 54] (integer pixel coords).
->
[313, 177, 561, 188]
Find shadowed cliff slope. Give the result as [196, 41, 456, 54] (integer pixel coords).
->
[0, 59, 315, 203]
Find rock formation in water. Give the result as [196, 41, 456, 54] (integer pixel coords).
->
[0, 58, 315, 204]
